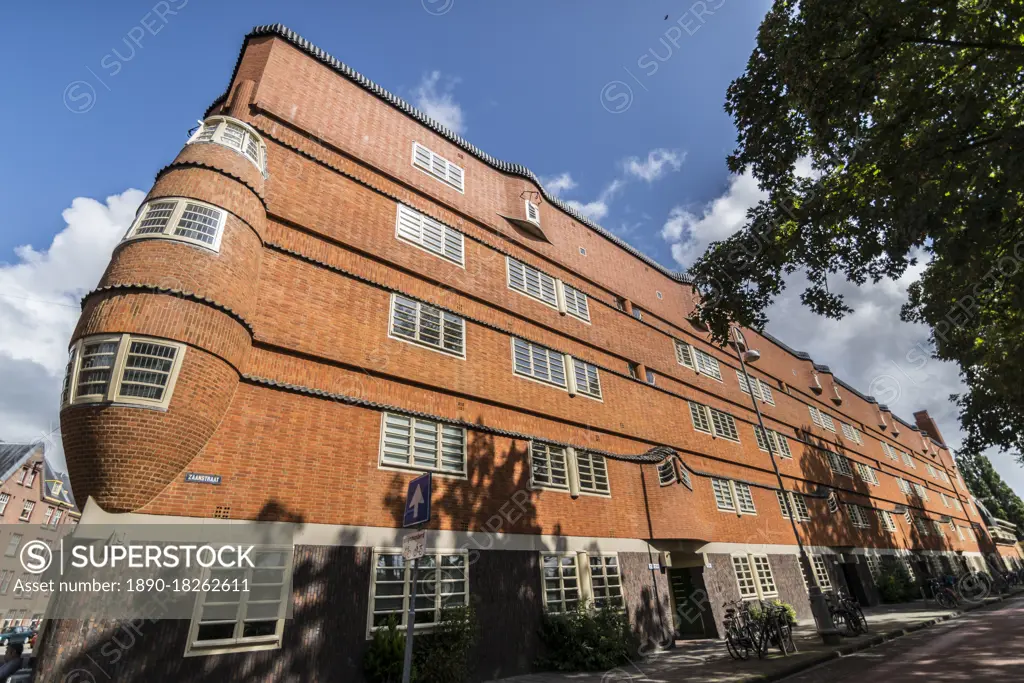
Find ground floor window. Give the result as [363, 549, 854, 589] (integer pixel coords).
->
[864, 555, 882, 582]
[811, 555, 833, 592]
[541, 551, 623, 613]
[185, 547, 292, 657]
[368, 549, 468, 635]
[731, 553, 778, 600]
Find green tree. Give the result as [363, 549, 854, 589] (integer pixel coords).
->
[689, 0, 1024, 460]
[956, 451, 1024, 535]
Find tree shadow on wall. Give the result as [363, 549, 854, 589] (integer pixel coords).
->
[42, 499, 372, 683]
[796, 426, 957, 592]
[380, 419, 553, 681]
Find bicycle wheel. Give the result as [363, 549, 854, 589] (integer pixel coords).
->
[726, 631, 751, 660]
[936, 591, 956, 610]
[853, 604, 868, 633]
[834, 610, 857, 636]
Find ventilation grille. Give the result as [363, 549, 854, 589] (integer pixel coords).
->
[214, 506, 232, 519]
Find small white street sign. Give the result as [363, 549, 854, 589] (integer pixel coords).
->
[403, 530, 426, 560]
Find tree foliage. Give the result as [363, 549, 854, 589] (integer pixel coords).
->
[956, 450, 1024, 534]
[690, 0, 1024, 459]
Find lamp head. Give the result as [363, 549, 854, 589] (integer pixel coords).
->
[741, 349, 761, 364]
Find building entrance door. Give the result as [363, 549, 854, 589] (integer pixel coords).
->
[840, 559, 869, 605]
[669, 567, 713, 639]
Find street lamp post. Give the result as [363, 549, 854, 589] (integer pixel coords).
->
[731, 326, 841, 644]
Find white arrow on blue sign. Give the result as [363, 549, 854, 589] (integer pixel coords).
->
[403, 472, 432, 527]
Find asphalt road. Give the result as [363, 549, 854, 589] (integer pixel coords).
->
[781, 598, 1024, 683]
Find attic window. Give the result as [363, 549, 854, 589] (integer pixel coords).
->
[525, 200, 540, 226]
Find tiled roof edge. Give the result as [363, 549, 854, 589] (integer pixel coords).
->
[207, 24, 691, 287]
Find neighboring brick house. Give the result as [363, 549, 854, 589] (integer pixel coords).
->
[39, 24, 990, 682]
[0, 442, 80, 629]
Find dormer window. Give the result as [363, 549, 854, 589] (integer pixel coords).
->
[188, 116, 268, 176]
[525, 200, 540, 226]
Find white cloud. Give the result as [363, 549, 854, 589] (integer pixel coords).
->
[623, 148, 685, 182]
[0, 189, 144, 468]
[662, 171, 765, 269]
[566, 179, 625, 222]
[662, 169, 1024, 494]
[540, 172, 577, 198]
[412, 71, 466, 135]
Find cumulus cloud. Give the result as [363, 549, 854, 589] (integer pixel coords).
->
[623, 148, 685, 182]
[412, 71, 466, 135]
[540, 172, 577, 198]
[0, 189, 144, 467]
[661, 169, 1024, 493]
[566, 179, 625, 222]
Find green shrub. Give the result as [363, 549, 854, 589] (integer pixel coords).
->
[414, 605, 478, 683]
[363, 616, 407, 683]
[746, 600, 797, 625]
[364, 606, 478, 683]
[877, 563, 919, 603]
[537, 603, 636, 672]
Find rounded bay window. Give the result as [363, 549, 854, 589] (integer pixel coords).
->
[187, 115, 268, 177]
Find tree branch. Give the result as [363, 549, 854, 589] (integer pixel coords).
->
[902, 36, 1024, 53]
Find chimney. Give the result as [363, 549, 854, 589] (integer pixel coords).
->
[914, 410, 946, 446]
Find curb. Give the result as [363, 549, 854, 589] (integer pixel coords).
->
[740, 592, 1020, 683]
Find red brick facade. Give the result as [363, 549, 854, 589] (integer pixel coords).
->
[42, 25, 1007, 682]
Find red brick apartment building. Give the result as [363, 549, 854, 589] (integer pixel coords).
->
[0, 442, 80, 629]
[39, 24, 1019, 682]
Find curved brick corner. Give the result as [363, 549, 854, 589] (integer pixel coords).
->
[147, 166, 266, 242]
[168, 140, 266, 201]
[61, 345, 238, 512]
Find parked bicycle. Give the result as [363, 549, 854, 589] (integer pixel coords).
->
[927, 577, 960, 609]
[722, 599, 796, 660]
[824, 592, 867, 636]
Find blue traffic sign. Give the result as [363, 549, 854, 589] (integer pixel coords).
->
[403, 473, 432, 527]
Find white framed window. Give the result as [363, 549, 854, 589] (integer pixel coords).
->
[712, 479, 755, 515]
[632, 307, 644, 321]
[367, 549, 468, 634]
[577, 451, 610, 495]
[777, 491, 810, 521]
[689, 402, 739, 442]
[826, 452, 853, 477]
[737, 370, 774, 405]
[932, 520, 946, 537]
[954, 498, 963, 512]
[897, 477, 912, 495]
[62, 334, 186, 410]
[507, 257, 558, 309]
[955, 525, 966, 541]
[732, 554, 777, 600]
[18, 501, 34, 522]
[540, 553, 581, 613]
[841, 422, 863, 444]
[755, 426, 792, 458]
[847, 504, 871, 528]
[123, 197, 228, 252]
[657, 459, 677, 486]
[412, 141, 464, 192]
[41, 507, 54, 526]
[855, 462, 879, 485]
[187, 115, 268, 176]
[50, 510, 63, 529]
[185, 547, 292, 656]
[693, 348, 723, 381]
[4, 535, 21, 558]
[0, 494, 8, 516]
[865, 555, 882, 580]
[808, 405, 836, 432]
[379, 413, 466, 476]
[674, 340, 695, 369]
[530, 443, 569, 490]
[561, 283, 590, 322]
[811, 555, 833, 591]
[926, 463, 937, 478]
[881, 442, 899, 461]
[940, 493, 951, 508]
[389, 294, 465, 358]
[913, 517, 931, 536]
[902, 451, 916, 469]
[940, 470, 950, 484]
[512, 338, 566, 388]
[395, 204, 465, 266]
[589, 555, 624, 609]
[912, 483, 929, 501]
[645, 369, 656, 385]
[24, 469, 36, 487]
[571, 358, 602, 400]
[877, 509, 898, 532]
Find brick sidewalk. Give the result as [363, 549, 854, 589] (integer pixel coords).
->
[490, 591, 1023, 683]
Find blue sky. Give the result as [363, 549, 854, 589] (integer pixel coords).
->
[1, 0, 1022, 493]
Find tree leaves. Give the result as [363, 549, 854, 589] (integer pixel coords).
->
[693, 0, 1024, 460]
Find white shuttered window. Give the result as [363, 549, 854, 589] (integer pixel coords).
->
[379, 413, 466, 475]
[395, 204, 465, 265]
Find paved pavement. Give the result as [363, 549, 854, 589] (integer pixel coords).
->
[491, 593, 1023, 682]
[779, 597, 1024, 683]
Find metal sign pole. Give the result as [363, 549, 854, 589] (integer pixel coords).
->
[402, 555, 418, 683]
